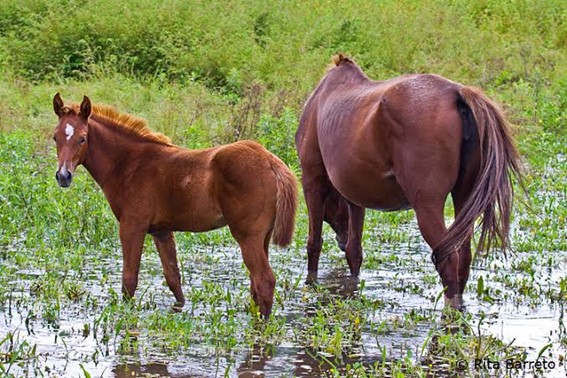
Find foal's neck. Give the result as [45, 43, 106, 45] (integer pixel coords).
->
[82, 119, 163, 189]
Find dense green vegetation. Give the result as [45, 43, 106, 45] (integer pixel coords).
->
[0, 0, 565, 377]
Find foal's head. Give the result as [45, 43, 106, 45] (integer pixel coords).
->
[52, 93, 91, 187]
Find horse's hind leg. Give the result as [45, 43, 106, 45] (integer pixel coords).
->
[451, 173, 478, 298]
[152, 231, 185, 310]
[413, 197, 462, 308]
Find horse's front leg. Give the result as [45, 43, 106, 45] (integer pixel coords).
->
[152, 231, 185, 311]
[324, 189, 349, 252]
[119, 222, 146, 301]
[303, 183, 325, 281]
[345, 202, 365, 276]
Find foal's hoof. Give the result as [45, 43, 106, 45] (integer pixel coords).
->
[171, 301, 184, 313]
[126, 328, 140, 340]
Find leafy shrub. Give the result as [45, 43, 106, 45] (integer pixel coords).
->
[257, 108, 298, 168]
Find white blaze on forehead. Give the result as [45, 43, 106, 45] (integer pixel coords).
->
[65, 123, 75, 141]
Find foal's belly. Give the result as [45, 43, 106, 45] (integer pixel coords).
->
[152, 194, 227, 233]
[151, 211, 226, 233]
[327, 164, 410, 211]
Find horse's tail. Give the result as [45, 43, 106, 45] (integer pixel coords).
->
[270, 157, 298, 247]
[433, 86, 523, 264]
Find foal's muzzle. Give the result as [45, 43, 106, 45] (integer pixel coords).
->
[55, 170, 73, 187]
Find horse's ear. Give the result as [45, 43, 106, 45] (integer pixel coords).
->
[53, 93, 64, 117]
[332, 54, 352, 66]
[80, 96, 91, 120]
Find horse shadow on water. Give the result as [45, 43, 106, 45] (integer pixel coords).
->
[109, 269, 362, 378]
[236, 270, 368, 377]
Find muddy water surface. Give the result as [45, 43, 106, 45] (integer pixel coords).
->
[1, 229, 566, 377]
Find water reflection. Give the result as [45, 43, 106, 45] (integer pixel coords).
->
[237, 268, 368, 377]
[236, 344, 271, 377]
[113, 362, 170, 377]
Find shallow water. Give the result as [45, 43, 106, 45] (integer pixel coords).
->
[1, 232, 566, 377]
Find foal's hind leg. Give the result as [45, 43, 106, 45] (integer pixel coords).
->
[249, 230, 274, 305]
[234, 233, 276, 317]
[152, 231, 185, 310]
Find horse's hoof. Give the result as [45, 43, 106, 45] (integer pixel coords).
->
[349, 268, 361, 278]
[444, 294, 464, 311]
[306, 271, 318, 285]
[334, 235, 347, 251]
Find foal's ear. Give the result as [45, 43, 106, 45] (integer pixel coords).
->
[53, 93, 64, 117]
[79, 95, 92, 120]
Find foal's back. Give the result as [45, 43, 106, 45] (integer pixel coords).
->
[141, 140, 286, 235]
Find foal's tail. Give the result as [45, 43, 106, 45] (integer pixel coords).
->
[433, 86, 523, 264]
[270, 157, 298, 247]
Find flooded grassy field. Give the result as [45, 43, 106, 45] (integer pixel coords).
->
[0, 131, 565, 377]
[0, 1, 565, 376]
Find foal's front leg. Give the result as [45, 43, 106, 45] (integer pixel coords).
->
[152, 231, 185, 311]
[119, 222, 146, 301]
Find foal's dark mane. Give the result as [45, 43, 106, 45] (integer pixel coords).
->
[61, 102, 172, 145]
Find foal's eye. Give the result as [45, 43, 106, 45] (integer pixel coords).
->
[53, 135, 57, 142]
[78, 136, 86, 145]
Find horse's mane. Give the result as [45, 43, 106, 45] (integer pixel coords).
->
[327, 54, 368, 81]
[63, 102, 172, 145]
[332, 53, 355, 66]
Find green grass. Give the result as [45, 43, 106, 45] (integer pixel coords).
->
[0, 0, 565, 377]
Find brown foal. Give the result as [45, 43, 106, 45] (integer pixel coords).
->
[52, 94, 297, 317]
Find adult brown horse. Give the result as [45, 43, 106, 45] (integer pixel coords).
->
[296, 55, 522, 309]
[52, 94, 297, 317]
